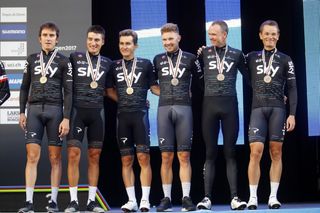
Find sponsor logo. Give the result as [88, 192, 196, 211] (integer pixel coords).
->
[120, 137, 128, 144]
[2, 60, 26, 70]
[161, 67, 186, 78]
[76, 127, 82, 133]
[256, 65, 279, 77]
[1, 91, 19, 107]
[77, 67, 104, 81]
[0, 24, 27, 40]
[159, 138, 165, 144]
[0, 7, 27, 23]
[208, 61, 234, 72]
[8, 73, 23, 89]
[116, 71, 142, 83]
[0, 41, 27, 57]
[0, 108, 20, 124]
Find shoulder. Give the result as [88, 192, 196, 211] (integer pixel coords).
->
[182, 51, 196, 59]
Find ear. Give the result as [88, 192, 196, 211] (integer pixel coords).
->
[177, 34, 181, 42]
[259, 32, 263, 40]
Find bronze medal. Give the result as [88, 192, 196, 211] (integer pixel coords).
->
[40, 76, 47, 84]
[126, 87, 134, 95]
[90, 81, 98, 89]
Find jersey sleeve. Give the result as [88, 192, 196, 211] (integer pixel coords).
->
[62, 57, 73, 119]
[146, 60, 157, 88]
[105, 61, 116, 88]
[19, 58, 31, 113]
[237, 52, 251, 86]
[191, 55, 204, 91]
[285, 56, 298, 116]
[0, 62, 10, 105]
[152, 56, 160, 81]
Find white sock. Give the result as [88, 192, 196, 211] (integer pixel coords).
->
[141, 186, 150, 201]
[88, 186, 97, 204]
[69, 186, 78, 202]
[26, 187, 34, 203]
[162, 184, 172, 200]
[269, 182, 280, 199]
[181, 182, 191, 198]
[126, 186, 136, 202]
[51, 187, 59, 203]
[249, 185, 258, 199]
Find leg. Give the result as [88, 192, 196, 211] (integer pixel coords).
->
[137, 152, 152, 211]
[25, 143, 41, 199]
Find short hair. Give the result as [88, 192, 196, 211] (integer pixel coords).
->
[211, 20, 229, 34]
[259, 20, 280, 34]
[38, 22, 60, 38]
[119, 29, 138, 45]
[87, 25, 105, 40]
[160, 23, 179, 34]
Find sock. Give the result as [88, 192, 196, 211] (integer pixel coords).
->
[126, 186, 136, 202]
[249, 185, 258, 199]
[88, 186, 97, 204]
[26, 187, 34, 203]
[69, 186, 78, 202]
[141, 186, 150, 201]
[51, 187, 59, 203]
[269, 182, 280, 199]
[181, 182, 191, 198]
[162, 184, 172, 200]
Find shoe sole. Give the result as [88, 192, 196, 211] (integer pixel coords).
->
[197, 205, 211, 210]
[121, 208, 138, 212]
[269, 204, 281, 209]
[231, 203, 247, 210]
[181, 207, 196, 212]
[140, 207, 150, 212]
[247, 204, 257, 210]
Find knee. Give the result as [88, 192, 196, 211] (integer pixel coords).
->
[27, 152, 40, 164]
[68, 149, 81, 163]
[250, 148, 263, 162]
[49, 152, 62, 165]
[121, 155, 134, 168]
[137, 153, 150, 167]
[161, 152, 174, 166]
[178, 152, 190, 166]
[223, 147, 236, 159]
[88, 149, 101, 164]
[270, 148, 282, 161]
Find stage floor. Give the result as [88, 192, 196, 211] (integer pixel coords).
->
[104, 203, 320, 212]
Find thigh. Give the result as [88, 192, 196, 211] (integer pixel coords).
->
[268, 107, 286, 142]
[87, 108, 105, 148]
[174, 105, 193, 152]
[133, 110, 150, 153]
[44, 105, 63, 146]
[157, 106, 175, 152]
[67, 107, 85, 147]
[117, 112, 134, 156]
[26, 105, 45, 145]
[249, 108, 268, 143]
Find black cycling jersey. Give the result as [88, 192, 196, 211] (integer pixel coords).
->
[70, 52, 112, 108]
[153, 49, 203, 106]
[0, 61, 10, 105]
[20, 49, 73, 119]
[106, 57, 156, 112]
[199, 45, 248, 97]
[247, 49, 297, 115]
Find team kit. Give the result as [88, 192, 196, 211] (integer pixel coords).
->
[1, 19, 296, 213]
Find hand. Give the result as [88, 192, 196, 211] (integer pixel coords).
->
[19, 113, 27, 131]
[146, 99, 150, 108]
[286, 115, 295, 132]
[197, 45, 206, 56]
[59, 118, 70, 138]
[283, 95, 287, 104]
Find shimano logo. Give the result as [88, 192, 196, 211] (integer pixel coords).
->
[2, 29, 25, 34]
[160, 61, 168, 66]
[76, 60, 87, 65]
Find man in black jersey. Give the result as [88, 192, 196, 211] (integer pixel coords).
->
[106, 29, 157, 212]
[196, 20, 247, 211]
[152, 23, 202, 212]
[0, 61, 10, 105]
[64, 25, 111, 213]
[19, 22, 73, 213]
[246, 20, 297, 210]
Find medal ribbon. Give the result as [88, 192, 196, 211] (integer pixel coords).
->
[86, 51, 101, 83]
[214, 45, 228, 74]
[40, 48, 58, 78]
[167, 49, 182, 79]
[122, 58, 137, 89]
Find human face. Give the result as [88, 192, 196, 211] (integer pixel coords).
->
[39, 28, 58, 53]
[87, 32, 104, 55]
[259, 25, 279, 50]
[119, 36, 137, 60]
[208, 24, 227, 47]
[161, 31, 181, 53]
